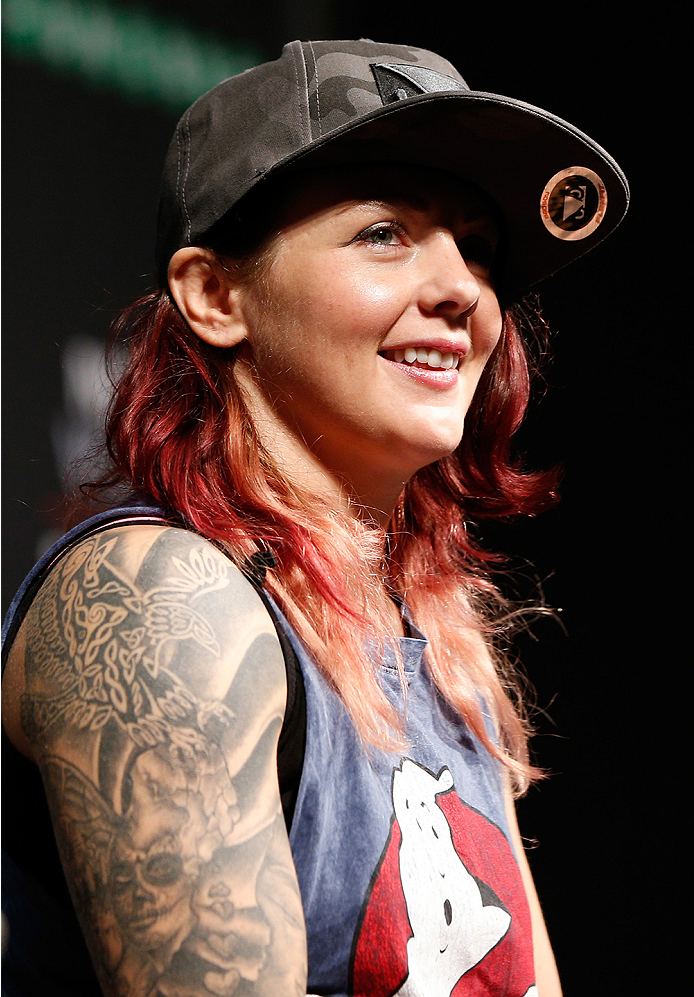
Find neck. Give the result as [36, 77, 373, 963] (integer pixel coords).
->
[235, 362, 408, 637]
[235, 363, 408, 528]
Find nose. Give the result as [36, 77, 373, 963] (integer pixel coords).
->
[133, 862, 156, 904]
[417, 231, 480, 321]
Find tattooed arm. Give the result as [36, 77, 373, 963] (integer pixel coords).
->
[2, 524, 307, 997]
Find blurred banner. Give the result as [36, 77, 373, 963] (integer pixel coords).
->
[2, 0, 277, 608]
[3, 0, 262, 112]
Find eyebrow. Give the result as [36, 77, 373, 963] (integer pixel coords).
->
[334, 193, 430, 216]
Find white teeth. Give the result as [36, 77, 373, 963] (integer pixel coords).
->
[389, 347, 460, 369]
[427, 349, 442, 367]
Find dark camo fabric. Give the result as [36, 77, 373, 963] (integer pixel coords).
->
[156, 38, 629, 294]
[301, 40, 467, 135]
[157, 41, 467, 266]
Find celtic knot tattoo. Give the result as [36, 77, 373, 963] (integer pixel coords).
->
[22, 534, 232, 752]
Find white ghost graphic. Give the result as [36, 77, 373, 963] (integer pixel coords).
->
[392, 760, 511, 997]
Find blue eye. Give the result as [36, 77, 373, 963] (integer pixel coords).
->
[367, 227, 395, 244]
[356, 222, 403, 247]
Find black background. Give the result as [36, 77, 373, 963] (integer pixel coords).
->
[3, 3, 681, 991]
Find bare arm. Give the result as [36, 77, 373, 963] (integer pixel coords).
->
[4, 524, 307, 997]
[504, 784, 562, 997]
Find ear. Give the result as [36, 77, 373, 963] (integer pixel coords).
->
[167, 247, 248, 348]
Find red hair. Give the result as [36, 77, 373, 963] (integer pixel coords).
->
[92, 275, 557, 792]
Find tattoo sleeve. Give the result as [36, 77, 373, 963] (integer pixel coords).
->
[20, 525, 307, 997]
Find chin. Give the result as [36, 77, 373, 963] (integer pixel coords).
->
[412, 425, 465, 465]
[398, 439, 463, 480]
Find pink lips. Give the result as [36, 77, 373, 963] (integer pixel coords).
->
[392, 362, 458, 387]
[379, 350, 462, 389]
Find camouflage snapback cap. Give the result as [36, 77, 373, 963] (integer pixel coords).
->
[156, 39, 629, 294]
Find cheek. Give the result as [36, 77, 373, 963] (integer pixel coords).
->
[256, 259, 400, 353]
[335, 269, 404, 328]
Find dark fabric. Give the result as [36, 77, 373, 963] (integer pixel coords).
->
[1, 728, 74, 913]
[1, 850, 100, 997]
[244, 579, 306, 829]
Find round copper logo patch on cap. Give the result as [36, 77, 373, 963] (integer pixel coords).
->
[540, 167, 607, 240]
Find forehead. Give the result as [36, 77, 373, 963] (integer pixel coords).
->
[276, 164, 500, 233]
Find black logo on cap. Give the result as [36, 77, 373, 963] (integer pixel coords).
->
[540, 167, 607, 241]
[371, 63, 467, 105]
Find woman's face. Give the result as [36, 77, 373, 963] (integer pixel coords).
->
[237, 166, 503, 504]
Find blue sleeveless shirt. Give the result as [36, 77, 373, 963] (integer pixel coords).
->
[272, 594, 537, 996]
[2, 509, 537, 996]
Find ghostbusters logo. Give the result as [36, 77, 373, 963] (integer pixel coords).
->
[392, 762, 510, 995]
[350, 759, 537, 997]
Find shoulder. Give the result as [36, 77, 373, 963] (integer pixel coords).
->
[2, 523, 286, 761]
[3, 522, 307, 993]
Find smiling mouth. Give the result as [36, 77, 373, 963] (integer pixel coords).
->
[128, 901, 174, 932]
[381, 347, 461, 370]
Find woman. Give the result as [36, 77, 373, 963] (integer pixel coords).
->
[1, 39, 628, 997]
